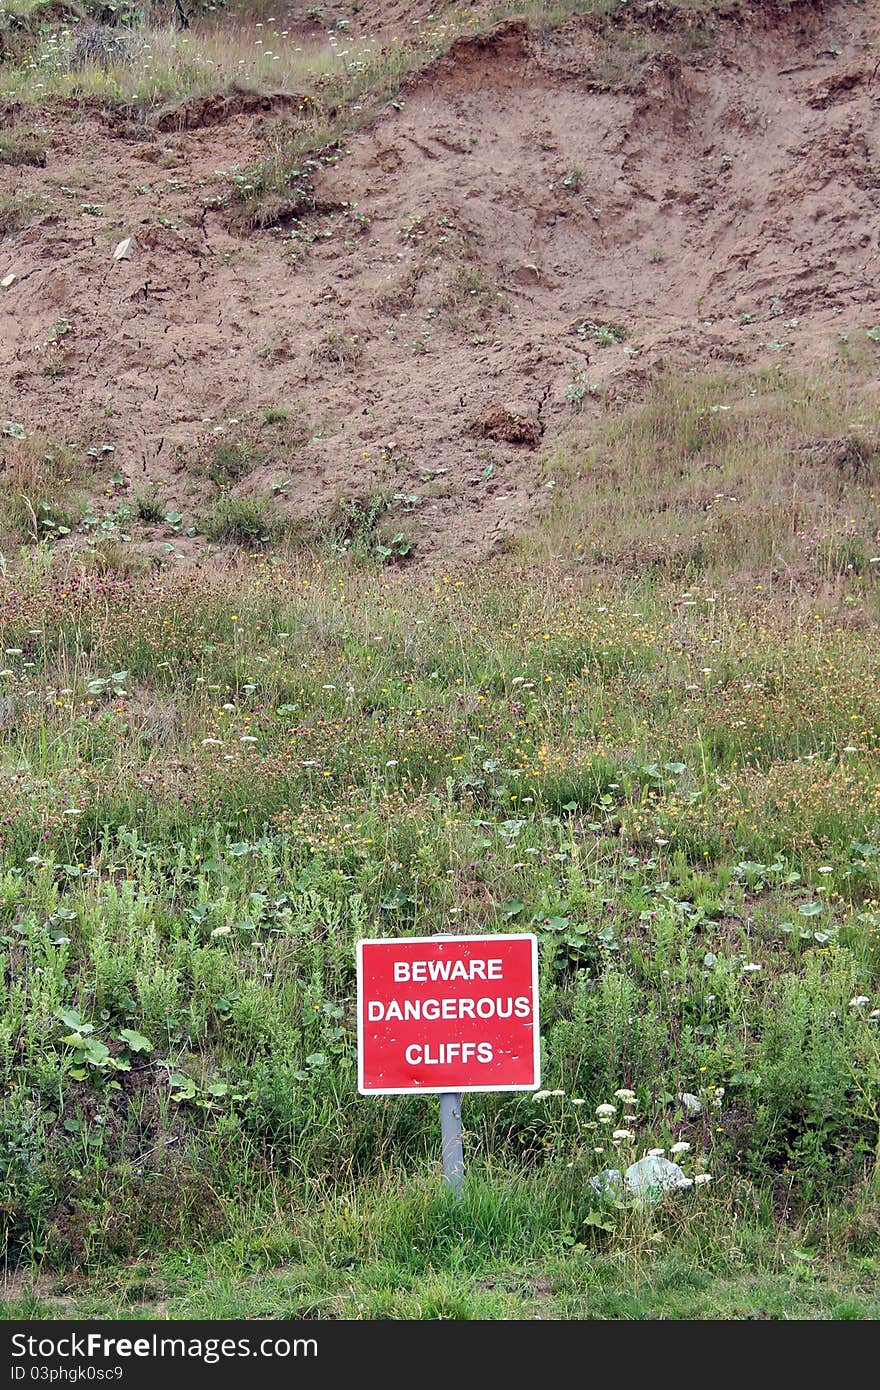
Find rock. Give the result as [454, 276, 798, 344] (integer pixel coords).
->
[589, 1168, 623, 1198]
[677, 1092, 703, 1116]
[624, 1156, 693, 1201]
[113, 237, 134, 261]
[0, 273, 15, 289]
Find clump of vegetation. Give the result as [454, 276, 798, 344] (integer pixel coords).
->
[0, 127, 47, 166]
[536, 365, 880, 584]
[203, 439, 259, 488]
[316, 490, 415, 565]
[194, 410, 313, 489]
[0, 429, 82, 546]
[201, 494, 284, 545]
[68, 25, 141, 72]
[134, 486, 164, 524]
[576, 319, 627, 348]
[312, 329, 364, 370]
[0, 189, 45, 236]
[442, 264, 502, 314]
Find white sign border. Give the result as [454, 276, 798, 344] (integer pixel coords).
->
[356, 933, 541, 1096]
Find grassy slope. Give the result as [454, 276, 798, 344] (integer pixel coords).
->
[1, 473, 879, 1317]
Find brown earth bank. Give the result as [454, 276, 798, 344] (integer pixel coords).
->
[1, 0, 878, 566]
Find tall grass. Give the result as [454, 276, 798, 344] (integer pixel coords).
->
[0, 19, 389, 106]
[530, 364, 880, 585]
[1, 553, 878, 1276]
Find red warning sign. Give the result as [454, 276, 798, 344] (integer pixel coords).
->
[357, 934, 540, 1095]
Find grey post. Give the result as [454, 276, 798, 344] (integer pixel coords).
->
[439, 1092, 464, 1195]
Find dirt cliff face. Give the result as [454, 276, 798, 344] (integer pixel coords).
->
[1, 0, 878, 565]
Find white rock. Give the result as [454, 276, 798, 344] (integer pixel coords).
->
[113, 237, 134, 261]
[677, 1092, 703, 1116]
[589, 1168, 623, 1198]
[0, 273, 15, 289]
[624, 1156, 693, 1200]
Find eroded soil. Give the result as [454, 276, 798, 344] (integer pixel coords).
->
[1, 0, 878, 564]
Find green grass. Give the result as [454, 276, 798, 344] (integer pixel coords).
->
[0, 537, 878, 1314]
[1, 1176, 878, 1319]
[532, 363, 880, 589]
[0, 431, 85, 547]
[200, 494, 285, 545]
[0, 11, 445, 111]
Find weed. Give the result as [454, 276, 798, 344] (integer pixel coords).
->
[312, 330, 364, 370]
[576, 320, 627, 348]
[321, 491, 389, 555]
[442, 265, 499, 312]
[202, 496, 284, 546]
[134, 488, 164, 524]
[205, 440, 258, 488]
[0, 128, 47, 166]
[0, 189, 45, 236]
[565, 369, 601, 411]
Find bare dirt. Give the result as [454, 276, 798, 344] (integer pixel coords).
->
[1, 0, 879, 566]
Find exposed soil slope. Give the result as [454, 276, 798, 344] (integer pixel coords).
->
[1, 0, 878, 563]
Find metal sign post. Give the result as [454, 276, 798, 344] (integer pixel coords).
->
[356, 933, 540, 1195]
[439, 1092, 464, 1196]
